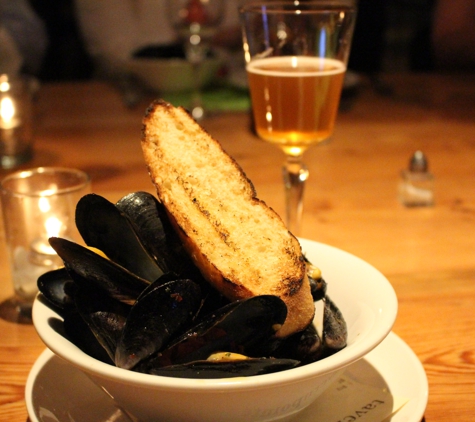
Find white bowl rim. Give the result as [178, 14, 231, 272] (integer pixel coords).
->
[33, 238, 398, 392]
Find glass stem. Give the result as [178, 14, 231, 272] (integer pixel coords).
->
[185, 39, 206, 121]
[190, 61, 204, 120]
[282, 154, 309, 236]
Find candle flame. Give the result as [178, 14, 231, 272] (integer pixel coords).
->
[45, 216, 62, 238]
[39, 196, 63, 239]
[0, 97, 15, 123]
[0, 80, 11, 92]
[38, 196, 51, 213]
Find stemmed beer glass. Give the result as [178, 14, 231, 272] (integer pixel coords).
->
[240, 1, 356, 235]
[167, 0, 224, 121]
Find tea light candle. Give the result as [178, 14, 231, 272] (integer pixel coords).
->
[29, 196, 63, 267]
[29, 233, 62, 267]
[0, 76, 21, 126]
[0, 95, 20, 130]
[29, 242, 62, 267]
[13, 246, 51, 299]
[1, 167, 90, 304]
[0, 74, 35, 169]
[0, 88, 21, 157]
[13, 212, 63, 298]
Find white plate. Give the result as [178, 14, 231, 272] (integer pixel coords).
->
[26, 332, 428, 422]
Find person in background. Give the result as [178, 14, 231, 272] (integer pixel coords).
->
[348, 0, 387, 77]
[29, 0, 93, 81]
[0, 0, 48, 76]
[431, 0, 475, 70]
[73, 0, 242, 75]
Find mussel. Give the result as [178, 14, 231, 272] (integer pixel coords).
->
[49, 236, 149, 305]
[137, 294, 288, 372]
[76, 193, 163, 282]
[74, 284, 130, 362]
[38, 191, 348, 378]
[322, 295, 348, 352]
[37, 267, 76, 313]
[115, 278, 202, 369]
[63, 308, 115, 365]
[149, 357, 300, 379]
[115, 191, 196, 276]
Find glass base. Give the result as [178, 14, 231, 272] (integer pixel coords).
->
[0, 296, 33, 324]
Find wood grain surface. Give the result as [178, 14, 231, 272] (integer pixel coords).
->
[0, 73, 474, 421]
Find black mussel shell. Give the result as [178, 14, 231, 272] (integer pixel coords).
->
[115, 279, 202, 370]
[273, 322, 323, 364]
[74, 286, 131, 362]
[115, 191, 201, 277]
[75, 193, 163, 283]
[49, 237, 149, 305]
[63, 309, 115, 365]
[142, 295, 288, 370]
[304, 256, 327, 302]
[310, 276, 327, 302]
[322, 295, 347, 354]
[136, 273, 231, 335]
[149, 357, 300, 379]
[116, 192, 230, 314]
[37, 267, 76, 313]
[115, 192, 170, 273]
[136, 272, 182, 300]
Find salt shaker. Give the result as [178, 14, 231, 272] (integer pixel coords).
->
[398, 151, 434, 207]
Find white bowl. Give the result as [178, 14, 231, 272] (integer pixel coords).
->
[126, 57, 222, 94]
[32, 239, 397, 422]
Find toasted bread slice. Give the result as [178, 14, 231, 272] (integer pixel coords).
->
[141, 100, 314, 337]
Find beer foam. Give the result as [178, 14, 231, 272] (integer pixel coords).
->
[247, 56, 345, 77]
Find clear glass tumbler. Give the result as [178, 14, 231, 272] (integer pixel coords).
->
[0, 167, 90, 314]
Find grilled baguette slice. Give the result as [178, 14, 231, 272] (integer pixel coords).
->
[141, 100, 314, 337]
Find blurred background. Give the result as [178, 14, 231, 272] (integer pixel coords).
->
[2, 0, 472, 86]
[0, 4, 473, 421]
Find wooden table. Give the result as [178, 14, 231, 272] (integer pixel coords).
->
[1, 73, 474, 421]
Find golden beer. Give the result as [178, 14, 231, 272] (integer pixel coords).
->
[247, 56, 346, 156]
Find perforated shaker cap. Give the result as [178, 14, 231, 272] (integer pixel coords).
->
[409, 150, 429, 172]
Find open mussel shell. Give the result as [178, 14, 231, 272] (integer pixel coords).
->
[322, 295, 348, 353]
[115, 192, 184, 274]
[115, 279, 202, 370]
[149, 357, 300, 379]
[75, 193, 163, 282]
[37, 267, 76, 314]
[74, 286, 131, 363]
[49, 237, 149, 305]
[116, 192, 227, 309]
[138, 295, 288, 372]
[273, 322, 323, 364]
[310, 276, 327, 302]
[271, 294, 348, 363]
[305, 256, 327, 302]
[115, 192, 167, 271]
[63, 310, 115, 365]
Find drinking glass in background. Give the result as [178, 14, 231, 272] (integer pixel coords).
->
[166, 0, 225, 121]
[240, 1, 357, 235]
[0, 167, 90, 322]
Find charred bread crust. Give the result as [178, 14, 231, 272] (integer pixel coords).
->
[141, 100, 315, 337]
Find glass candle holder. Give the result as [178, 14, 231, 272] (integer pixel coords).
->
[0, 167, 90, 312]
[0, 74, 35, 169]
